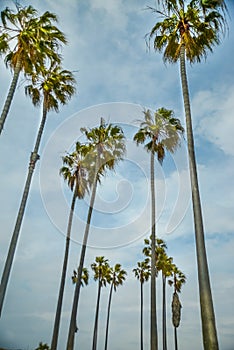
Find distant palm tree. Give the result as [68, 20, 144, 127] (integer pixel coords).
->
[0, 4, 66, 135]
[134, 108, 184, 350]
[104, 263, 127, 350]
[35, 342, 50, 350]
[157, 252, 174, 350]
[72, 267, 89, 287]
[133, 258, 151, 350]
[168, 265, 186, 350]
[0, 62, 76, 318]
[66, 119, 126, 350]
[143, 237, 169, 350]
[50, 142, 90, 350]
[147, 2, 227, 348]
[91, 257, 110, 350]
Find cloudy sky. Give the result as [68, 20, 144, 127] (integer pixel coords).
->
[0, 0, 234, 349]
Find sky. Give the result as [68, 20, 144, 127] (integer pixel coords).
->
[0, 0, 234, 349]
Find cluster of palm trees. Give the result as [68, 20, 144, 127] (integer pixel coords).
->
[0, 1, 229, 350]
[133, 236, 186, 350]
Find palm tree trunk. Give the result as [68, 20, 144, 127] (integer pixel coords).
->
[179, 44, 219, 349]
[174, 327, 178, 350]
[162, 275, 167, 350]
[92, 280, 102, 350]
[0, 101, 47, 317]
[104, 282, 114, 350]
[150, 151, 158, 350]
[66, 173, 99, 350]
[51, 190, 77, 350]
[140, 281, 144, 350]
[0, 58, 22, 135]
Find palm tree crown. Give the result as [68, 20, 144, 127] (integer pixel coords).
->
[148, 0, 227, 63]
[60, 141, 91, 200]
[0, 4, 66, 72]
[81, 118, 126, 178]
[133, 258, 151, 285]
[134, 108, 184, 162]
[25, 61, 76, 113]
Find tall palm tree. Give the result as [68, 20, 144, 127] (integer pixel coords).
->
[50, 142, 90, 350]
[134, 108, 184, 350]
[66, 119, 126, 350]
[157, 252, 174, 350]
[0, 4, 66, 135]
[168, 265, 186, 350]
[133, 258, 151, 350]
[0, 62, 76, 318]
[91, 257, 110, 350]
[147, 1, 228, 348]
[104, 263, 127, 350]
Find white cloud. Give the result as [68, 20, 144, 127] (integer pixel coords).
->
[193, 84, 234, 156]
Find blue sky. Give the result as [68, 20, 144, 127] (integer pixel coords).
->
[0, 1, 234, 349]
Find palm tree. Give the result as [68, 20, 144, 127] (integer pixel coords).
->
[134, 107, 184, 350]
[0, 62, 76, 318]
[35, 343, 50, 350]
[133, 258, 151, 350]
[104, 263, 127, 350]
[168, 265, 186, 350]
[91, 257, 110, 350]
[50, 142, 90, 350]
[157, 252, 174, 350]
[143, 237, 170, 350]
[0, 4, 66, 135]
[72, 267, 89, 287]
[66, 119, 126, 350]
[147, 2, 228, 348]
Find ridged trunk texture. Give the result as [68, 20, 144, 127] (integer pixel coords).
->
[66, 174, 99, 350]
[0, 58, 22, 135]
[179, 44, 219, 349]
[150, 151, 158, 350]
[0, 101, 48, 317]
[50, 191, 77, 350]
[104, 282, 114, 350]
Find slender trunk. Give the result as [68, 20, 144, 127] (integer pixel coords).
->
[66, 173, 99, 350]
[0, 100, 48, 317]
[51, 191, 77, 350]
[140, 281, 144, 350]
[92, 280, 102, 350]
[174, 327, 178, 350]
[0, 58, 22, 135]
[162, 274, 167, 350]
[150, 151, 158, 350]
[179, 44, 219, 349]
[104, 282, 114, 350]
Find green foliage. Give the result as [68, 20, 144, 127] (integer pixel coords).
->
[60, 142, 91, 199]
[134, 108, 184, 164]
[0, 4, 66, 73]
[133, 258, 151, 284]
[25, 61, 76, 113]
[147, 0, 227, 63]
[34, 342, 50, 350]
[91, 256, 111, 287]
[72, 267, 89, 287]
